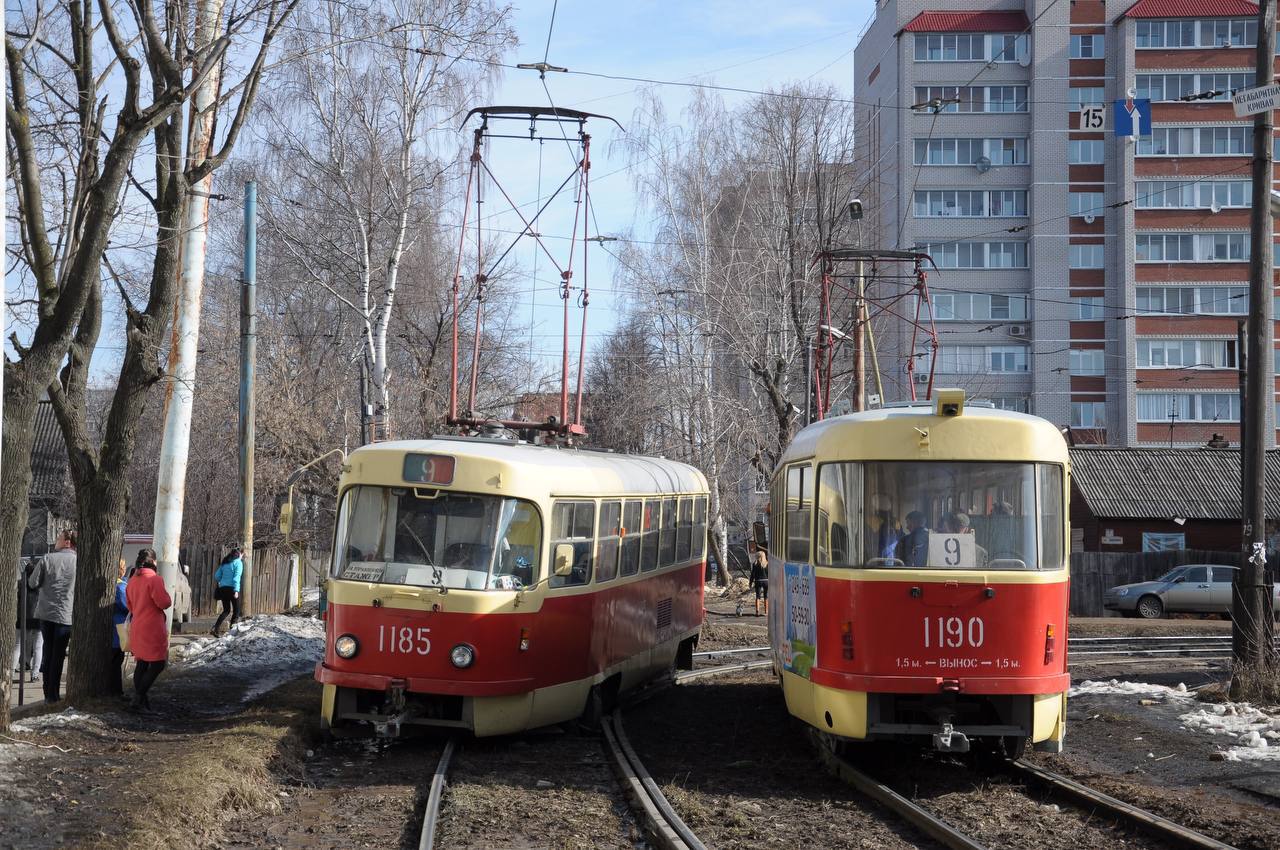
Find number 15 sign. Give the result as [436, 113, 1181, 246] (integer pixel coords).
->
[1079, 104, 1105, 131]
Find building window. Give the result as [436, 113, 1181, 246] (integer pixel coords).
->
[1071, 401, 1106, 428]
[1136, 18, 1257, 49]
[1136, 285, 1248, 316]
[1069, 192, 1106, 218]
[1069, 140, 1104, 164]
[1136, 180, 1251, 209]
[1136, 392, 1240, 422]
[913, 85, 1029, 113]
[1070, 349, 1106, 376]
[1070, 34, 1105, 58]
[1136, 72, 1253, 102]
[1136, 338, 1237, 369]
[932, 292, 1030, 321]
[913, 137, 1029, 166]
[913, 189, 1028, 218]
[937, 345, 1030, 374]
[1068, 87, 1105, 111]
[913, 33, 1027, 62]
[1137, 126, 1252, 156]
[1135, 233, 1250, 263]
[916, 241, 1028, 269]
[1069, 244, 1104, 269]
[989, 396, 1030, 413]
[1074, 296, 1104, 319]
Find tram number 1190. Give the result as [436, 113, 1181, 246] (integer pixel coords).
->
[923, 616, 984, 649]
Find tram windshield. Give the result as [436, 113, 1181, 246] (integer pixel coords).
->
[815, 462, 1064, 570]
[331, 485, 542, 590]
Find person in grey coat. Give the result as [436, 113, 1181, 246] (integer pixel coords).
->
[28, 529, 77, 703]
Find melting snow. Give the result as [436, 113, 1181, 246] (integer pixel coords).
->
[1070, 679, 1194, 699]
[1180, 703, 1280, 762]
[9, 709, 94, 734]
[178, 614, 324, 702]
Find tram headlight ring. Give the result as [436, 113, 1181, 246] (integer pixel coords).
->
[335, 634, 359, 659]
[450, 644, 476, 669]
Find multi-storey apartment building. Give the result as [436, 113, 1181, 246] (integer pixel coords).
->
[854, 0, 1277, 446]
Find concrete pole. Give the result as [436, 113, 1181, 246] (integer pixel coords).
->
[1235, 0, 1277, 685]
[239, 182, 257, 614]
[853, 260, 866, 412]
[152, 0, 226, 607]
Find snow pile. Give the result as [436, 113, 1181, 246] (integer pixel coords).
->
[1180, 702, 1280, 762]
[301, 584, 321, 605]
[178, 614, 324, 702]
[1070, 679, 1194, 700]
[9, 709, 93, 734]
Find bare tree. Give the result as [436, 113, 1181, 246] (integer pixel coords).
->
[3, 0, 299, 715]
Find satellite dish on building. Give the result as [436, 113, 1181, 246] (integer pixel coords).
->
[1210, 201, 1222, 214]
[1083, 213, 1096, 224]
[1017, 52, 1031, 67]
[975, 155, 992, 174]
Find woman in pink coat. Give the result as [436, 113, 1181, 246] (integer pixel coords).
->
[125, 548, 171, 712]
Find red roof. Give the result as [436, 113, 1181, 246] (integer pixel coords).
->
[901, 10, 1030, 33]
[1122, 0, 1258, 18]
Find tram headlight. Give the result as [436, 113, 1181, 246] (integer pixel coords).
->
[450, 644, 476, 669]
[335, 634, 359, 659]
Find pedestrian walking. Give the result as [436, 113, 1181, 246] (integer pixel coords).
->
[11, 559, 43, 683]
[749, 544, 769, 617]
[28, 529, 77, 703]
[212, 546, 244, 636]
[125, 548, 171, 713]
[111, 558, 130, 696]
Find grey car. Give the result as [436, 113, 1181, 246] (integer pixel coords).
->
[1104, 565, 1280, 619]
[1104, 564, 1237, 619]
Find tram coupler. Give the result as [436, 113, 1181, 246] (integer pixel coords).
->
[932, 722, 970, 753]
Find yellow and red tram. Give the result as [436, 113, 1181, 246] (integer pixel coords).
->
[314, 436, 709, 737]
[767, 391, 1070, 756]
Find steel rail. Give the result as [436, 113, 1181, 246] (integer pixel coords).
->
[811, 733, 988, 850]
[691, 645, 771, 658]
[676, 660, 773, 683]
[417, 738, 457, 850]
[1006, 760, 1239, 850]
[602, 713, 707, 850]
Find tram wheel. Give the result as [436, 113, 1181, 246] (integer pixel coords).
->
[1001, 735, 1027, 761]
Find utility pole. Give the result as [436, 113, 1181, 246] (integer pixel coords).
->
[853, 260, 866, 412]
[1235, 0, 1277, 693]
[152, 0, 226, 608]
[239, 182, 258, 614]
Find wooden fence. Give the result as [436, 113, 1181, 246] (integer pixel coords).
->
[182, 544, 298, 617]
[1068, 549, 1253, 616]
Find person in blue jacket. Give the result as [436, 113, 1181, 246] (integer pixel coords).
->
[211, 547, 244, 636]
[111, 558, 130, 696]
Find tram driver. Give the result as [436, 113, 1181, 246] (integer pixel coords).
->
[895, 511, 930, 567]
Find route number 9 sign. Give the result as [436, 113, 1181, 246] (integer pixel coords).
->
[927, 533, 977, 568]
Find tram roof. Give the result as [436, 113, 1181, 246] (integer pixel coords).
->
[345, 437, 709, 497]
[778, 404, 1069, 467]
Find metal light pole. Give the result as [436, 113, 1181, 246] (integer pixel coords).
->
[239, 182, 258, 614]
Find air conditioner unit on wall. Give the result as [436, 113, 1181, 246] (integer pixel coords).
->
[914, 372, 931, 384]
[1007, 324, 1028, 337]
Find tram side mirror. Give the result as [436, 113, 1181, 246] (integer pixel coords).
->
[279, 502, 294, 537]
[752, 521, 769, 550]
[553, 543, 575, 577]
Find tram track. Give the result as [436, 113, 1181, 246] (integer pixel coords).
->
[417, 737, 457, 850]
[602, 711, 708, 850]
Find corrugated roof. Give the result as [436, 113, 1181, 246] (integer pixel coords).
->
[1070, 446, 1280, 520]
[900, 10, 1030, 33]
[1121, 0, 1258, 19]
[30, 401, 67, 499]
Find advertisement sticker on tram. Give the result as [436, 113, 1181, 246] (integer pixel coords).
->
[783, 561, 816, 677]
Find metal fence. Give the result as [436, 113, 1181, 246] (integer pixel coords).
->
[1068, 549, 1252, 616]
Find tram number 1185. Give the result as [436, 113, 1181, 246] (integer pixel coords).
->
[378, 625, 432, 655]
[923, 616, 984, 649]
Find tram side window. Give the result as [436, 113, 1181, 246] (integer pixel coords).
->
[550, 500, 595, 588]
[620, 501, 643, 576]
[658, 497, 678, 567]
[641, 499, 660, 571]
[785, 464, 812, 563]
[817, 463, 863, 567]
[692, 496, 708, 559]
[676, 498, 693, 562]
[1039, 465, 1065, 569]
[596, 501, 622, 583]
